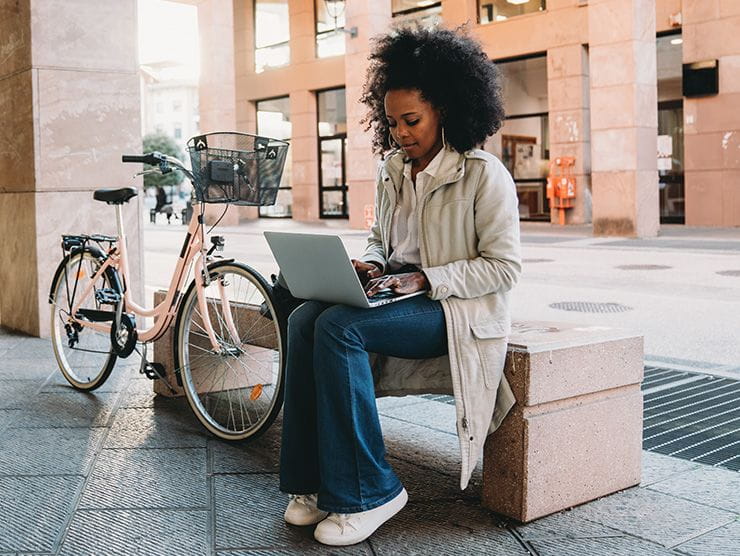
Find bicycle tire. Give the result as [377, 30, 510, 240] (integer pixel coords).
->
[174, 261, 286, 441]
[49, 249, 119, 390]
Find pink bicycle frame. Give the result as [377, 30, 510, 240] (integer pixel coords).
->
[67, 202, 239, 353]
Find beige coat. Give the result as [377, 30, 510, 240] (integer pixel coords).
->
[361, 147, 521, 489]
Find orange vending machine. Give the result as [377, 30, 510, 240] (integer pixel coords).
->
[546, 157, 576, 225]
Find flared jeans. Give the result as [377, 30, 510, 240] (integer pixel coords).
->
[279, 295, 448, 513]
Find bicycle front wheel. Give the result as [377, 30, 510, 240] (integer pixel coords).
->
[174, 261, 286, 441]
[49, 250, 118, 390]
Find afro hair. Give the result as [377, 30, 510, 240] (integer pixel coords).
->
[360, 25, 505, 156]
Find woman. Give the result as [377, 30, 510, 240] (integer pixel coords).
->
[279, 25, 521, 546]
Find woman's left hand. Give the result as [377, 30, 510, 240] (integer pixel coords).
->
[365, 272, 429, 297]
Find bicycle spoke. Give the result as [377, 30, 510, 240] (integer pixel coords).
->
[177, 264, 284, 439]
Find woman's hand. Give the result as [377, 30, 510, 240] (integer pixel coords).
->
[365, 272, 429, 297]
[352, 259, 383, 286]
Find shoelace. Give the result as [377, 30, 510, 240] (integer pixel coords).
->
[289, 494, 318, 510]
[330, 513, 359, 534]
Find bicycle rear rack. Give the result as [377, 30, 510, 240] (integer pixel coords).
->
[62, 234, 117, 254]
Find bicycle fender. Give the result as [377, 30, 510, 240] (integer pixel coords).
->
[48, 245, 123, 303]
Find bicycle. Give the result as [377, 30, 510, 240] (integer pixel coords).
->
[48, 132, 290, 441]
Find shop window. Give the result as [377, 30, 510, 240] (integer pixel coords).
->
[392, 0, 442, 26]
[317, 88, 348, 218]
[254, 0, 290, 73]
[657, 32, 684, 224]
[315, 0, 346, 58]
[257, 96, 293, 218]
[479, 0, 545, 24]
[483, 54, 550, 221]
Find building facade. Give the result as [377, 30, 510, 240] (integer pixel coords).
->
[140, 61, 200, 143]
[192, 0, 739, 233]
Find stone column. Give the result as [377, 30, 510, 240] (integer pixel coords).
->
[588, 0, 659, 237]
[196, 0, 242, 225]
[0, 0, 143, 336]
[290, 89, 320, 221]
[682, 1, 740, 226]
[345, 0, 392, 230]
[547, 44, 592, 224]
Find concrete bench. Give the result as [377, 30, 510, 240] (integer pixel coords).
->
[151, 291, 643, 523]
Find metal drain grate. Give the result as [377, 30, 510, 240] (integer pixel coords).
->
[523, 258, 555, 264]
[716, 270, 740, 277]
[419, 366, 740, 472]
[549, 301, 633, 313]
[616, 264, 672, 270]
[642, 368, 740, 471]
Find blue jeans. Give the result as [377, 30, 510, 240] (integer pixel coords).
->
[279, 295, 448, 513]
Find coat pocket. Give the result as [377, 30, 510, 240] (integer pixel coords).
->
[470, 321, 510, 389]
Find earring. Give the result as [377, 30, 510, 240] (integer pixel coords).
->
[441, 127, 447, 149]
[388, 132, 399, 149]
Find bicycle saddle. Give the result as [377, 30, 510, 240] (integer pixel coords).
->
[93, 187, 138, 205]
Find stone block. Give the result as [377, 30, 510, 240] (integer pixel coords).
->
[0, 193, 39, 334]
[673, 520, 740, 556]
[79, 447, 208, 510]
[720, 0, 740, 17]
[684, 132, 725, 171]
[547, 75, 590, 111]
[0, 70, 35, 193]
[482, 321, 644, 522]
[0, 475, 83, 553]
[35, 69, 142, 192]
[59, 509, 209, 556]
[721, 169, 740, 226]
[549, 109, 590, 144]
[0, 0, 31, 77]
[30, 0, 137, 71]
[547, 45, 588, 80]
[569, 485, 735, 548]
[684, 170, 723, 226]
[647, 465, 740, 513]
[683, 0, 720, 25]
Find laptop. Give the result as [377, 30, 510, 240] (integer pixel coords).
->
[264, 231, 427, 308]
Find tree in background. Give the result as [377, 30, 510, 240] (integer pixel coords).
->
[142, 132, 185, 189]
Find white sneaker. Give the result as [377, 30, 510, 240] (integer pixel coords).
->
[284, 494, 328, 526]
[314, 488, 408, 546]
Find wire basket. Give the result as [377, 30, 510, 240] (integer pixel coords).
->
[187, 132, 289, 206]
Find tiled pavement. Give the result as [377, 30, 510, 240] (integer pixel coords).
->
[1, 329, 738, 555]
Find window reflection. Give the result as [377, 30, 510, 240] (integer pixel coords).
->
[257, 96, 292, 218]
[316, 0, 346, 58]
[255, 0, 290, 73]
[483, 55, 550, 221]
[392, 0, 441, 26]
[657, 32, 684, 223]
[479, 0, 546, 24]
[318, 88, 348, 218]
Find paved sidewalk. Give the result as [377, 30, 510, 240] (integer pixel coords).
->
[1, 329, 738, 555]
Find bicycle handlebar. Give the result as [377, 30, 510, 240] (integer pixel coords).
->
[122, 153, 163, 165]
[122, 151, 195, 183]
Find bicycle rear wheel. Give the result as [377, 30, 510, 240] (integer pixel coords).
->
[49, 250, 118, 390]
[174, 261, 286, 441]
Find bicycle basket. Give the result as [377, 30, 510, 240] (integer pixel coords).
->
[187, 132, 289, 206]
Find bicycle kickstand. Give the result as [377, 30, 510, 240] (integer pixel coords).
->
[136, 343, 177, 395]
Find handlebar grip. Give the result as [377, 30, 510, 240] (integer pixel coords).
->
[121, 153, 160, 165]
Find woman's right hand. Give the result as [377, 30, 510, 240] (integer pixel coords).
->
[351, 259, 383, 286]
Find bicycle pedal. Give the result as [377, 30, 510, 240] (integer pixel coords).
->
[95, 288, 121, 305]
[142, 362, 166, 380]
